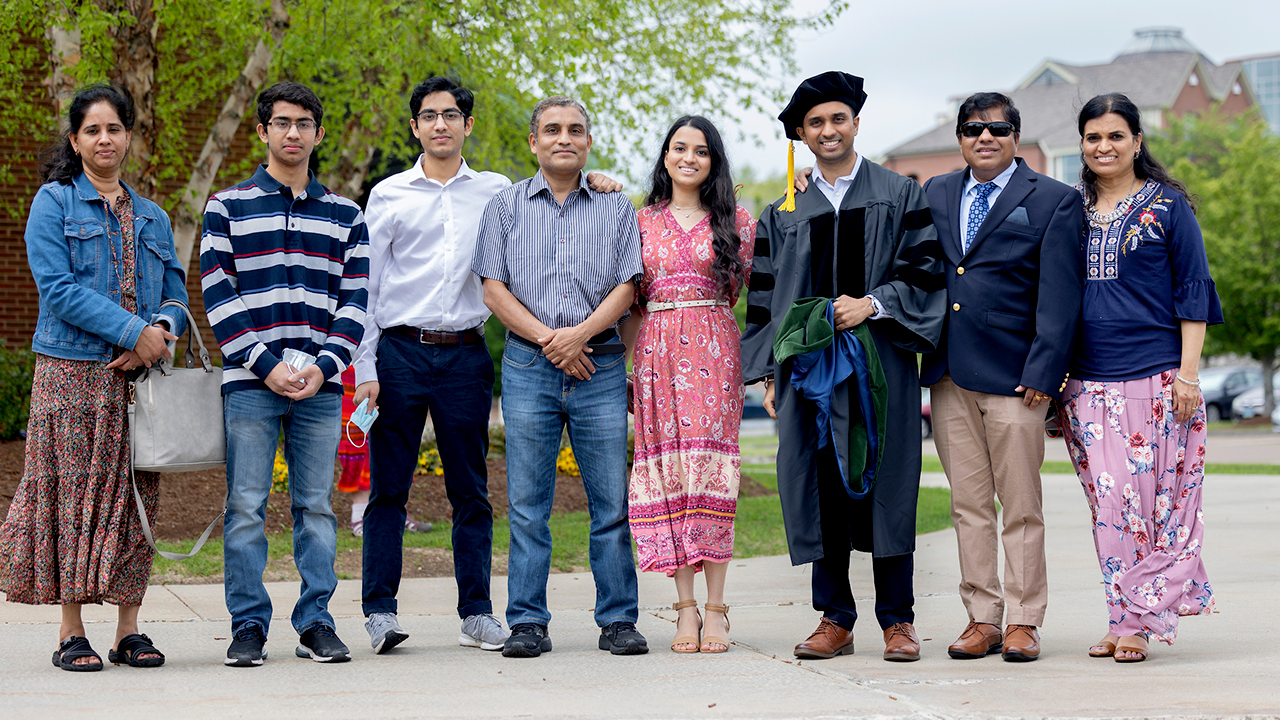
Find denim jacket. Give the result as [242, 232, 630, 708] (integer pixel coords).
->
[26, 173, 188, 361]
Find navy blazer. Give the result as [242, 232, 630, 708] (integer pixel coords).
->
[920, 158, 1083, 398]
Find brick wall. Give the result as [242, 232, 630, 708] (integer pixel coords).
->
[0, 46, 267, 362]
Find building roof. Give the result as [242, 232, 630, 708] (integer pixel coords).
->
[886, 30, 1253, 159]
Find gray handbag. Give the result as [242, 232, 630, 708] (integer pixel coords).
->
[127, 299, 225, 560]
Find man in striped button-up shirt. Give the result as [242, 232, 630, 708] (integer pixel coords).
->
[201, 82, 368, 667]
[472, 96, 645, 658]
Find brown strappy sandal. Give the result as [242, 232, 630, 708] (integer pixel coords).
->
[1114, 634, 1149, 663]
[670, 599, 701, 653]
[701, 603, 731, 654]
[1089, 634, 1118, 658]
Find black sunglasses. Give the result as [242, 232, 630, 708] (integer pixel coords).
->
[960, 121, 1016, 138]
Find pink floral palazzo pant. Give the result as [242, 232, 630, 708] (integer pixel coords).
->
[1058, 370, 1214, 645]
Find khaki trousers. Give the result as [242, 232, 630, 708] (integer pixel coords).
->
[931, 376, 1047, 627]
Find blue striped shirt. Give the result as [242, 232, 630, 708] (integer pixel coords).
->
[471, 171, 642, 330]
[200, 165, 369, 395]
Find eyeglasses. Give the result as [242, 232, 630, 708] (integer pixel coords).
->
[415, 110, 465, 125]
[268, 119, 317, 133]
[959, 121, 1016, 138]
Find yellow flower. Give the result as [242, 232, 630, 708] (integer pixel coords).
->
[556, 445, 580, 477]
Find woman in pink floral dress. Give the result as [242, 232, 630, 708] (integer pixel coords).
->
[1058, 94, 1221, 663]
[621, 116, 753, 654]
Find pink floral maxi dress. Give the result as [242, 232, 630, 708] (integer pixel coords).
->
[629, 204, 754, 575]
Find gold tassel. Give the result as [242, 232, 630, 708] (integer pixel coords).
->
[781, 141, 796, 212]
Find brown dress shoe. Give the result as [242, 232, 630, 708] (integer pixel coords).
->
[882, 622, 920, 662]
[1002, 624, 1040, 662]
[794, 617, 854, 659]
[948, 621, 1003, 659]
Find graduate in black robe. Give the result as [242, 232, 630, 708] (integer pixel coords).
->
[740, 72, 947, 662]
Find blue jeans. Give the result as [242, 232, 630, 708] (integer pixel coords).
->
[223, 389, 341, 636]
[501, 337, 637, 629]
[363, 334, 495, 619]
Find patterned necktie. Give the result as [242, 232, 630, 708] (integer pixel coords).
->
[964, 181, 997, 253]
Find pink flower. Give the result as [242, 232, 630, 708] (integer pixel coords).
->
[1139, 210, 1157, 224]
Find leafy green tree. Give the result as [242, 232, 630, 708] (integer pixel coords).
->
[1, 0, 846, 271]
[1151, 108, 1280, 416]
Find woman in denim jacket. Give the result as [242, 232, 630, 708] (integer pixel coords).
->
[0, 84, 188, 671]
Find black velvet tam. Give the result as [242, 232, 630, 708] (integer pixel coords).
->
[778, 71, 867, 140]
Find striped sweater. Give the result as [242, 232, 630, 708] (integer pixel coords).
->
[200, 165, 369, 395]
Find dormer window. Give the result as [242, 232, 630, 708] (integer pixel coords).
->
[1233, 82, 1243, 95]
[1189, 72, 1199, 86]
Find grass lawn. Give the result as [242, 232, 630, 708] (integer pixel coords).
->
[153, 474, 952, 584]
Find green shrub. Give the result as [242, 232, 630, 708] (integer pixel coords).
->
[0, 344, 35, 440]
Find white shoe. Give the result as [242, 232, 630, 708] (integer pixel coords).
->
[365, 612, 409, 654]
[459, 612, 509, 651]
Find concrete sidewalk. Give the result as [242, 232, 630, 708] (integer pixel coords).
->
[3, 472, 1278, 718]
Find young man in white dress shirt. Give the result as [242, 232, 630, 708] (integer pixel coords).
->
[352, 77, 620, 654]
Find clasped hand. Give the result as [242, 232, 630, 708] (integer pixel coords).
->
[106, 323, 177, 372]
[833, 295, 875, 331]
[538, 326, 595, 379]
[265, 361, 325, 400]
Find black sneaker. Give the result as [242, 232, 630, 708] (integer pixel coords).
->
[225, 625, 267, 667]
[502, 623, 552, 658]
[599, 621, 649, 655]
[295, 626, 351, 663]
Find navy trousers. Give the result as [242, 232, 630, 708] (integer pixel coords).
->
[810, 446, 915, 631]
[361, 333, 496, 619]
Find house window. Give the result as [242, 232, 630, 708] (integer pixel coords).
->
[1056, 154, 1082, 184]
[1189, 72, 1199, 86]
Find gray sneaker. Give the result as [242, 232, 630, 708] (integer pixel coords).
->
[365, 612, 409, 654]
[460, 612, 510, 651]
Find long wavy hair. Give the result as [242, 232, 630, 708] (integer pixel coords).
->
[645, 115, 742, 299]
[39, 83, 136, 185]
[1077, 93, 1194, 211]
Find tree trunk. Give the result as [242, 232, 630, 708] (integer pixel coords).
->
[1261, 354, 1276, 420]
[317, 68, 387, 200]
[170, 0, 291, 275]
[111, 0, 160, 199]
[43, 24, 81, 117]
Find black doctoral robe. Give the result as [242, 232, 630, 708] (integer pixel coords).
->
[741, 160, 947, 564]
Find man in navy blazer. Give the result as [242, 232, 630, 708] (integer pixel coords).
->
[920, 92, 1082, 663]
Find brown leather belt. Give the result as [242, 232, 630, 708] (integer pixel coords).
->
[387, 325, 485, 345]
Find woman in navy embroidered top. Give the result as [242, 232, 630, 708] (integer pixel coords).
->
[1057, 93, 1223, 664]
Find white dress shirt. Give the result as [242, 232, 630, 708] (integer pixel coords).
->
[958, 160, 1018, 250]
[809, 154, 888, 319]
[352, 156, 512, 385]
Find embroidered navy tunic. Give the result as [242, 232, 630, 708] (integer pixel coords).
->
[1071, 180, 1223, 382]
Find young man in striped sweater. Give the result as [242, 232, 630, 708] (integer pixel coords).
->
[200, 81, 369, 667]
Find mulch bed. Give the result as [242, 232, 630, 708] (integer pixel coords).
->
[0, 439, 774, 580]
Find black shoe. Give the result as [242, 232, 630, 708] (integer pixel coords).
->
[296, 626, 351, 663]
[225, 625, 267, 667]
[599, 621, 649, 655]
[502, 623, 552, 658]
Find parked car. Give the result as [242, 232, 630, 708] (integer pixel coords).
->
[921, 387, 932, 438]
[1232, 374, 1280, 419]
[742, 387, 772, 420]
[1200, 366, 1261, 423]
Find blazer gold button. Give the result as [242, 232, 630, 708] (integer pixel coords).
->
[957, 267, 965, 275]
[952, 303, 960, 311]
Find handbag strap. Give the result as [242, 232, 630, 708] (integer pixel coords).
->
[157, 299, 214, 372]
[131, 463, 225, 561]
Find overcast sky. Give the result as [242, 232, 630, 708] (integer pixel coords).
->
[717, 0, 1280, 177]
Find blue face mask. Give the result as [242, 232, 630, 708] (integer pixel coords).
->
[346, 398, 379, 448]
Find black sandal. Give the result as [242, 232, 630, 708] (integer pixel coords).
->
[108, 633, 166, 667]
[52, 636, 103, 672]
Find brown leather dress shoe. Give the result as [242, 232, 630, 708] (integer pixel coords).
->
[1002, 624, 1040, 662]
[794, 617, 854, 659]
[948, 621, 1003, 659]
[882, 622, 920, 662]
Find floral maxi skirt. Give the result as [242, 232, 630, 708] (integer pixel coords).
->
[0, 355, 159, 606]
[1058, 370, 1214, 645]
